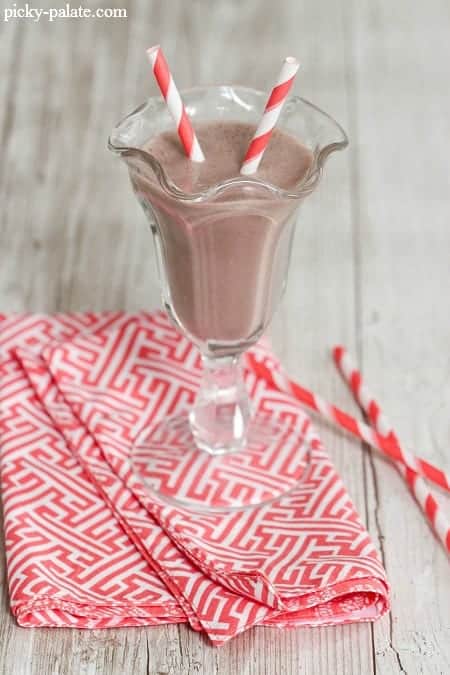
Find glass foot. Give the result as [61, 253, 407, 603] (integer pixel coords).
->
[131, 411, 311, 511]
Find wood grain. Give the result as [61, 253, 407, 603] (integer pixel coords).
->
[0, 0, 448, 673]
[350, 0, 450, 673]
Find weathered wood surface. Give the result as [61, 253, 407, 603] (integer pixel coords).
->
[0, 0, 448, 673]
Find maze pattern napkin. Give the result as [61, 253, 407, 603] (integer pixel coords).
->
[0, 312, 389, 644]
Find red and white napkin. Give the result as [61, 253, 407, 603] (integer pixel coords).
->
[0, 312, 389, 645]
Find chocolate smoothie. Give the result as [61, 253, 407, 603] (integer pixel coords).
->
[132, 121, 313, 352]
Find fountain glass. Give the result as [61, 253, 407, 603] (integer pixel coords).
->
[108, 86, 348, 510]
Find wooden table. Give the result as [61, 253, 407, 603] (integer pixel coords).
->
[1, 1, 449, 673]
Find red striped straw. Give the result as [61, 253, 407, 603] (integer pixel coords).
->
[332, 346, 450, 555]
[147, 45, 205, 162]
[240, 57, 300, 175]
[397, 464, 450, 554]
[333, 347, 450, 492]
[246, 353, 450, 494]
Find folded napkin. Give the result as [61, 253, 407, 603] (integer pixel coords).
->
[0, 312, 389, 644]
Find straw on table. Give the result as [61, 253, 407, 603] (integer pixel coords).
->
[332, 345, 450, 555]
[246, 352, 449, 493]
[333, 346, 450, 492]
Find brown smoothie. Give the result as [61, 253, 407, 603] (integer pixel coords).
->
[145, 122, 313, 193]
[133, 121, 313, 352]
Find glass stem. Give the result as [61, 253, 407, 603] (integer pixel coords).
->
[189, 354, 251, 456]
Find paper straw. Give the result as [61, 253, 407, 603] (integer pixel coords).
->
[240, 57, 300, 175]
[147, 45, 205, 162]
[246, 353, 450, 494]
[332, 345, 450, 555]
[397, 464, 450, 554]
[333, 347, 450, 492]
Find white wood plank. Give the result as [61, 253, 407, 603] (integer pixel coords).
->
[350, 0, 450, 673]
[0, 16, 42, 675]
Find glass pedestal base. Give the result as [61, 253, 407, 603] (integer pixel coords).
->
[131, 412, 311, 511]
